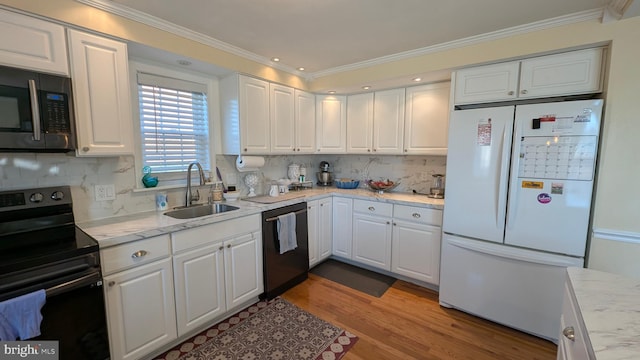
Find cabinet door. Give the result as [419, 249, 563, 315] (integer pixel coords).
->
[316, 95, 347, 153]
[0, 9, 69, 75]
[453, 62, 519, 105]
[404, 83, 450, 155]
[346, 92, 374, 153]
[373, 88, 405, 154]
[318, 197, 333, 261]
[391, 219, 441, 285]
[104, 258, 176, 360]
[558, 282, 591, 360]
[173, 243, 225, 336]
[224, 232, 264, 310]
[519, 48, 603, 99]
[295, 89, 316, 153]
[68, 29, 134, 156]
[270, 83, 295, 153]
[332, 197, 353, 258]
[239, 76, 270, 154]
[352, 213, 392, 271]
[307, 200, 319, 267]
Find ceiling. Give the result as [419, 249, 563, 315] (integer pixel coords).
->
[84, 0, 636, 92]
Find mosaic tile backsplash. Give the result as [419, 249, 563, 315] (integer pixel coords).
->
[0, 152, 446, 222]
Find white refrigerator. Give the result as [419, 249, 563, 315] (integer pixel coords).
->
[440, 99, 603, 342]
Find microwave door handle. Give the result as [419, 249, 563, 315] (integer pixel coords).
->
[28, 79, 41, 141]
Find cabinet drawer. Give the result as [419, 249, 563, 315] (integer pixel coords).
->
[393, 205, 442, 226]
[101, 234, 171, 275]
[172, 215, 261, 253]
[353, 199, 393, 217]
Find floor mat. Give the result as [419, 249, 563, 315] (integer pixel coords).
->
[310, 259, 396, 297]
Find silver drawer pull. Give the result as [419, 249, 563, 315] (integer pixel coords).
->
[562, 326, 575, 341]
[412, 213, 421, 218]
[131, 250, 148, 259]
[368, 206, 375, 211]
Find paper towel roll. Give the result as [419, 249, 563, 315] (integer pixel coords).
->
[235, 155, 265, 172]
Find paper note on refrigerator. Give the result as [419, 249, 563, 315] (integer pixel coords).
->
[477, 119, 492, 146]
[518, 135, 597, 180]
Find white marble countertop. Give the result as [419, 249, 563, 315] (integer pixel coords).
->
[566, 267, 640, 360]
[78, 187, 443, 248]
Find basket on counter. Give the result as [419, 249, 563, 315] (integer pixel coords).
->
[335, 179, 360, 189]
[365, 179, 400, 194]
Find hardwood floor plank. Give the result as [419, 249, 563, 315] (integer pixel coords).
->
[282, 273, 557, 360]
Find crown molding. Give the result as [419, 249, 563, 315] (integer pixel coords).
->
[76, 0, 603, 80]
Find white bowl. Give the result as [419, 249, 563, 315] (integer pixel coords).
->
[223, 191, 240, 201]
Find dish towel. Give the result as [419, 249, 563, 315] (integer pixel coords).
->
[277, 212, 298, 254]
[0, 289, 46, 341]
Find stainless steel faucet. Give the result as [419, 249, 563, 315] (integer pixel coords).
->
[185, 162, 206, 207]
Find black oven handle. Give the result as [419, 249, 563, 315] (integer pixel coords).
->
[28, 79, 41, 141]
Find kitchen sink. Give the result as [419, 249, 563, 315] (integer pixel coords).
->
[164, 203, 239, 219]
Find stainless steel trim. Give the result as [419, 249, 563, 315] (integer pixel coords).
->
[28, 79, 41, 141]
[265, 209, 307, 222]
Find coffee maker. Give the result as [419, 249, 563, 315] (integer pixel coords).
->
[316, 161, 333, 186]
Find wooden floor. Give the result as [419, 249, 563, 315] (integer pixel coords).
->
[281, 273, 557, 360]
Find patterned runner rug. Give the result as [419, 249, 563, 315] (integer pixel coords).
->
[154, 297, 358, 360]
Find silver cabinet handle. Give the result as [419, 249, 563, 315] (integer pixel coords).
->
[412, 213, 421, 218]
[562, 326, 575, 341]
[386, 221, 390, 225]
[508, 90, 514, 96]
[28, 79, 41, 141]
[227, 244, 231, 248]
[368, 206, 375, 211]
[131, 250, 148, 258]
[108, 281, 116, 287]
[367, 149, 371, 152]
[521, 89, 528, 95]
[219, 246, 224, 251]
[393, 222, 397, 226]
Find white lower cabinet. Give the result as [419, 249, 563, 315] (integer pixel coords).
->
[332, 197, 353, 258]
[352, 200, 393, 271]
[557, 280, 591, 360]
[308, 197, 333, 268]
[224, 232, 263, 309]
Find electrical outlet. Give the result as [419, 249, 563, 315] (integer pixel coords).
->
[95, 184, 116, 201]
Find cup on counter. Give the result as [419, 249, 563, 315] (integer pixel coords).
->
[156, 192, 168, 211]
[269, 184, 279, 197]
[278, 184, 287, 194]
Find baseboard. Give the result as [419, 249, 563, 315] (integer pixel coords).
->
[592, 228, 640, 245]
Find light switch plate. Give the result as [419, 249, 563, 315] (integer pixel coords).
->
[95, 184, 116, 201]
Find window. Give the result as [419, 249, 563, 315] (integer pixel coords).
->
[131, 61, 215, 187]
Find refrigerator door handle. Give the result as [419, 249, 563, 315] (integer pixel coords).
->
[496, 120, 512, 228]
[446, 236, 580, 267]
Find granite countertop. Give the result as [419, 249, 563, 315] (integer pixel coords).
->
[566, 267, 640, 359]
[78, 187, 444, 248]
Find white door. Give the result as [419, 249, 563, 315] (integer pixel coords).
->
[373, 88, 405, 154]
[352, 213, 392, 271]
[307, 200, 319, 267]
[173, 243, 225, 336]
[294, 89, 316, 153]
[239, 76, 270, 153]
[453, 62, 519, 105]
[442, 106, 514, 243]
[316, 95, 347, 153]
[104, 258, 177, 360]
[318, 197, 333, 261]
[346, 92, 374, 153]
[505, 100, 602, 256]
[224, 232, 263, 310]
[404, 83, 450, 155]
[391, 220, 441, 285]
[332, 197, 353, 258]
[439, 234, 583, 342]
[270, 83, 295, 153]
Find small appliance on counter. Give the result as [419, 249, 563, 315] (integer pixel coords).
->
[316, 161, 333, 186]
[428, 174, 445, 198]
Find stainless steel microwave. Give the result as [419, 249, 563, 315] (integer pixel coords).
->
[0, 65, 76, 152]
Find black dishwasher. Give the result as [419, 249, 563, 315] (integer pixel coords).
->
[261, 202, 309, 299]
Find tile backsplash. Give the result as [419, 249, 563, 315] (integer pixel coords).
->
[0, 152, 446, 222]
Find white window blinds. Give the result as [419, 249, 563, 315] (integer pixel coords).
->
[137, 72, 210, 173]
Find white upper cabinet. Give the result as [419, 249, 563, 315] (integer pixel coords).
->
[0, 9, 69, 75]
[68, 29, 134, 156]
[404, 82, 450, 155]
[454, 47, 604, 105]
[270, 83, 295, 153]
[373, 88, 405, 154]
[294, 89, 316, 153]
[346, 92, 374, 153]
[316, 95, 347, 153]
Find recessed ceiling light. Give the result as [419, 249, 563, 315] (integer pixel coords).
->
[413, 77, 422, 82]
[298, 67, 305, 71]
[362, 86, 371, 90]
[271, 57, 280, 62]
[177, 59, 192, 66]
[328, 91, 336, 94]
